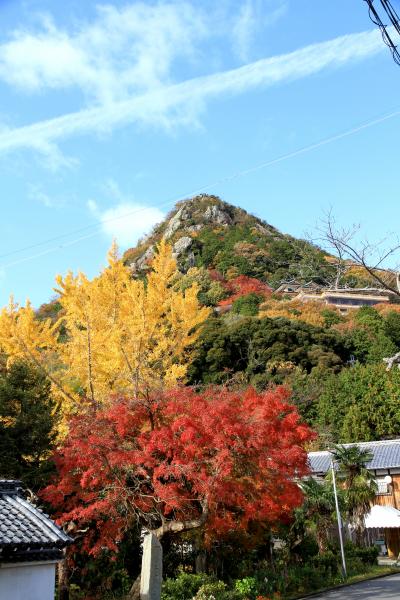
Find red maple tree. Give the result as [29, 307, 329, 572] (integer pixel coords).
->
[42, 386, 313, 556]
[218, 275, 272, 307]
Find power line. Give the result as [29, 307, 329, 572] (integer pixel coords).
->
[364, 0, 400, 65]
[2, 105, 400, 271]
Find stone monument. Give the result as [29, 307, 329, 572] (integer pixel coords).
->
[140, 531, 163, 600]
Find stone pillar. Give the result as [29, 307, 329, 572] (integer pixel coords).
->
[140, 532, 163, 600]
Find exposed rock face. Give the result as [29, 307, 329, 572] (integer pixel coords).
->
[173, 236, 192, 257]
[204, 205, 232, 226]
[254, 223, 273, 236]
[163, 207, 188, 240]
[131, 245, 155, 273]
[123, 194, 284, 278]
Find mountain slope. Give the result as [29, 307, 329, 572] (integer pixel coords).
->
[123, 194, 333, 288]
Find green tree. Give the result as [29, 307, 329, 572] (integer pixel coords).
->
[349, 307, 397, 364]
[317, 364, 400, 442]
[189, 316, 349, 387]
[297, 478, 341, 553]
[232, 293, 264, 316]
[333, 445, 377, 543]
[0, 360, 59, 489]
[384, 310, 400, 348]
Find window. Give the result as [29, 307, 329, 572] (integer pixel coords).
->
[376, 478, 391, 495]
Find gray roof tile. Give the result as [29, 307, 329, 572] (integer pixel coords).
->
[0, 480, 71, 555]
[308, 439, 400, 474]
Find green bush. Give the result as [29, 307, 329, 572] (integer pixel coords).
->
[344, 542, 379, 565]
[346, 557, 366, 575]
[162, 572, 214, 600]
[234, 576, 258, 598]
[195, 580, 232, 600]
[312, 550, 339, 574]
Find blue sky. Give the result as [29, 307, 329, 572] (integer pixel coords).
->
[0, 0, 400, 307]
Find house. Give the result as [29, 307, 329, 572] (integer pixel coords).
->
[0, 480, 72, 600]
[295, 288, 394, 314]
[308, 439, 400, 557]
[274, 281, 323, 296]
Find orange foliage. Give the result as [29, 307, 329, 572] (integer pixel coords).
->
[219, 275, 272, 307]
[375, 303, 400, 316]
[260, 298, 339, 327]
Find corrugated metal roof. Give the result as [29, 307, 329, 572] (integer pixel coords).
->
[0, 480, 71, 561]
[308, 439, 400, 474]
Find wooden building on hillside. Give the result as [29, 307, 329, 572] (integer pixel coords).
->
[295, 288, 395, 314]
[308, 439, 400, 557]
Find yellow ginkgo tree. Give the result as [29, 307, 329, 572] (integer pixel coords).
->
[0, 241, 210, 419]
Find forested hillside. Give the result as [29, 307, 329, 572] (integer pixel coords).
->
[30, 195, 400, 446]
[123, 194, 335, 287]
[2, 195, 400, 598]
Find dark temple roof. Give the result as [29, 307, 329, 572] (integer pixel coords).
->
[308, 439, 400, 475]
[0, 480, 72, 563]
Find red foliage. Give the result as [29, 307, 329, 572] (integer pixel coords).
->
[218, 275, 272, 307]
[42, 386, 313, 556]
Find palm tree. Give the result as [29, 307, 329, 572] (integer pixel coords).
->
[298, 477, 341, 553]
[332, 445, 377, 544]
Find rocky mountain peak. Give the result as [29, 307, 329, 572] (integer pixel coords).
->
[123, 195, 280, 273]
[122, 194, 332, 289]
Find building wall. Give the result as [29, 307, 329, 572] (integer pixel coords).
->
[0, 561, 57, 600]
[374, 474, 400, 510]
[373, 474, 400, 557]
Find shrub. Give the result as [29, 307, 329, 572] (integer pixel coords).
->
[346, 557, 365, 575]
[235, 576, 258, 598]
[195, 580, 231, 600]
[312, 550, 339, 575]
[162, 572, 213, 600]
[344, 542, 379, 566]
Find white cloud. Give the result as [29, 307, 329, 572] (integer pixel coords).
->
[0, 4, 206, 104]
[0, 27, 386, 158]
[233, 1, 258, 62]
[28, 185, 54, 207]
[88, 191, 164, 247]
[232, 0, 287, 62]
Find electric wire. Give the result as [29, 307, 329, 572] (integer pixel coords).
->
[2, 105, 400, 271]
[364, 0, 400, 65]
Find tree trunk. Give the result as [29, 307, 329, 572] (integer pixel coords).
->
[315, 528, 328, 554]
[126, 575, 141, 600]
[58, 557, 69, 600]
[195, 551, 207, 574]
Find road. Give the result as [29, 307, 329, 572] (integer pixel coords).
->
[303, 573, 400, 599]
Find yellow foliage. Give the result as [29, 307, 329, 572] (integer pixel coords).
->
[260, 298, 338, 327]
[375, 303, 400, 317]
[0, 241, 210, 418]
[0, 297, 58, 362]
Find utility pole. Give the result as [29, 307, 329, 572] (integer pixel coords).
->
[331, 459, 347, 578]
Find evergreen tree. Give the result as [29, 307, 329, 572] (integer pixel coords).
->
[317, 364, 400, 442]
[0, 360, 59, 489]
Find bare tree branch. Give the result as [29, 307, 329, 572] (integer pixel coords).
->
[313, 211, 400, 296]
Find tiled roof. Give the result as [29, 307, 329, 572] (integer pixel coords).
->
[308, 439, 400, 474]
[0, 480, 71, 562]
[308, 452, 332, 475]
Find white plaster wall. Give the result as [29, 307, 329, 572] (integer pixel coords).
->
[0, 561, 56, 600]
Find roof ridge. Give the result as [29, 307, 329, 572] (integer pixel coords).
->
[5, 494, 70, 546]
[344, 439, 400, 447]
